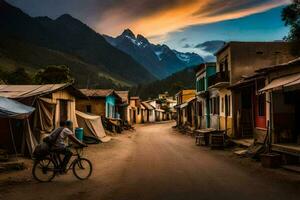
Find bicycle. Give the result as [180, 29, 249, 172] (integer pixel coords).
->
[32, 146, 92, 182]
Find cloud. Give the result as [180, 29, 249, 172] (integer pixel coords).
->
[182, 44, 191, 48]
[8, 0, 290, 39]
[126, 0, 290, 39]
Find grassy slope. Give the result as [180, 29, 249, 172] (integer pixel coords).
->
[0, 38, 131, 88]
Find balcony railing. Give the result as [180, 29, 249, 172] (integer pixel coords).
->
[208, 71, 230, 88]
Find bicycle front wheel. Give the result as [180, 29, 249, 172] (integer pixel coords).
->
[32, 158, 56, 182]
[72, 158, 92, 180]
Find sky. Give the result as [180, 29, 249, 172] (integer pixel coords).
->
[7, 0, 291, 54]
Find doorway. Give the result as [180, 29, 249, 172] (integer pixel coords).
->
[59, 100, 68, 122]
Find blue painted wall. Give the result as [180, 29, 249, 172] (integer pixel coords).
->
[106, 95, 116, 118]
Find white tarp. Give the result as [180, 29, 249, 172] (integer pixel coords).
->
[259, 73, 300, 93]
[75, 110, 111, 143]
[0, 97, 35, 119]
[0, 97, 37, 156]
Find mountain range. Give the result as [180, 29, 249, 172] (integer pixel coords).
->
[104, 30, 204, 79]
[0, 0, 224, 89]
[0, 0, 156, 87]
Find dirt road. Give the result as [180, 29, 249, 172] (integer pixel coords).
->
[0, 122, 300, 200]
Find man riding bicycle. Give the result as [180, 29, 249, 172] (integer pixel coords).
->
[49, 120, 87, 172]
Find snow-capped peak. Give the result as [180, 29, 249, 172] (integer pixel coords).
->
[121, 29, 135, 39]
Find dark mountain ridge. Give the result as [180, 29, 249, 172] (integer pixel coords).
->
[0, 0, 156, 85]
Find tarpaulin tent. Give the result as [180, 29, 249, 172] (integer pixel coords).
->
[33, 98, 56, 134]
[75, 110, 111, 143]
[0, 97, 37, 156]
[0, 97, 35, 119]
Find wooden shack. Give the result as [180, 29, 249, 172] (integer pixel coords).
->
[0, 84, 86, 155]
[76, 89, 123, 119]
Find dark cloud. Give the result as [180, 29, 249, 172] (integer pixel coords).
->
[182, 44, 191, 48]
[7, 0, 288, 37]
[7, 0, 194, 19]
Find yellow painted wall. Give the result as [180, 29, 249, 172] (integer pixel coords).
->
[76, 99, 106, 117]
[182, 90, 196, 103]
[218, 89, 233, 136]
[220, 116, 233, 137]
[135, 108, 142, 124]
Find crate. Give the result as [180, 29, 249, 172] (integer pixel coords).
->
[261, 153, 281, 168]
[209, 133, 225, 149]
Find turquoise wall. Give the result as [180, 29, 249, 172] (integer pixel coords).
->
[205, 66, 216, 91]
[106, 95, 116, 118]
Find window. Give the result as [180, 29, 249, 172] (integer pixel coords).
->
[86, 105, 91, 113]
[198, 102, 203, 116]
[228, 95, 231, 116]
[210, 97, 220, 115]
[219, 57, 228, 73]
[256, 51, 263, 55]
[225, 95, 231, 116]
[221, 97, 224, 112]
[137, 108, 140, 115]
[258, 94, 265, 116]
[196, 78, 205, 92]
[216, 96, 220, 114]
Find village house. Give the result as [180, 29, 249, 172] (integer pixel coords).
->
[210, 41, 296, 139]
[195, 63, 217, 130]
[129, 96, 142, 124]
[115, 91, 131, 123]
[141, 101, 156, 123]
[256, 57, 300, 158]
[0, 84, 86, 155]
[76, 89, 123, 119]
[147, 99, 166, 121]
[175, 90, 196, 127]
[158, 96, 177, 120]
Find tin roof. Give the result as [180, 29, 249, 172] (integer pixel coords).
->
[141, 101, 155, 110]
[0, 83, 85, 99]
[115, 91, 129, 103]
[80, 89, 114, 97]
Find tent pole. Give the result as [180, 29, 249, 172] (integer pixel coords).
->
[8, 119, 18, 160]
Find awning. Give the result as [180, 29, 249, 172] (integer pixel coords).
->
[180, 102, 188, 108]
[259, 73, 300, 93]
[0, 97, 35, 119]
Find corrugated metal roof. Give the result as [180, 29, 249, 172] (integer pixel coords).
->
[80, 89, 114, 97]
[115, 91, 129, 103]
[141, 101, 154, 110]
[0, 84, 70, 99]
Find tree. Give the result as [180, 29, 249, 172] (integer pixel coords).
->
[6, 68, 32, 84]
[34, 65, 74, 84]
[282, 0, 300, 56]
[282, 0, 300, 41]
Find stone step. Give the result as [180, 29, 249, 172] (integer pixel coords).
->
[282, 165, 300, 174]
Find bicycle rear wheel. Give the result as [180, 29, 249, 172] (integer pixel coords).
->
[32, 158, 56, 182]
[72, 158, 92, 180]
